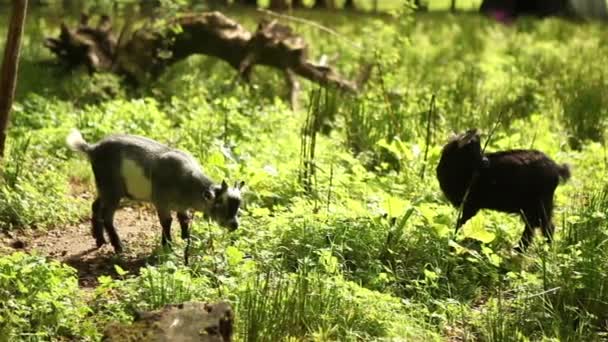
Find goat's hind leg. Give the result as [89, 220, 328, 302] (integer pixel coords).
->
[101, 196, 123, 253]
[92, 162, 124, 253]
[91, 198, 106, 248]
[516, 207, 541, 252]
[539, 196, 556, 245]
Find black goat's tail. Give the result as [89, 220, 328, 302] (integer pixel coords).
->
[558, 163, 571, 183]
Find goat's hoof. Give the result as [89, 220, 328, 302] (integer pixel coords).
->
[181, 232, 190, 240]
[112, 244, 124, 254]
[95, 239, 107, 249]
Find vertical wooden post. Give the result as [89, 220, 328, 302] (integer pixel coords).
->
[0, 0, 28, 158]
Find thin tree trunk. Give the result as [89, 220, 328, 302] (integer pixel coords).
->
[236, 0, 258, 6]
[269, 0, 289, 10]
[313, 0, 333, 9]
[0, 0, 28, 158]
[292, 0, 306, 8]
[450, 0, 456, 12]
[414, 0, 427, 11]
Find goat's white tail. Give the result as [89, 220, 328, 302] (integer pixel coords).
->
[66, 129, 90, 155]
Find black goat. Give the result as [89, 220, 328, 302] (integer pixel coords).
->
[436, 129, 571, 251]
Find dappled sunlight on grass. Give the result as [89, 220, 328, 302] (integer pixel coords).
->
[1, 2, 608, 340]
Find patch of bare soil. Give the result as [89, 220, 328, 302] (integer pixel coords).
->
[0, 204, 166, 287]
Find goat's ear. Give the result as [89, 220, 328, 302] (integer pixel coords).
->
[235, 181, 247, 195]
[448, 131, 460, 143]
[467, 129, 481, 142]
[220, 180, 228, 193]
[203, 189, 215, 201]
[456, 129, 480, 147]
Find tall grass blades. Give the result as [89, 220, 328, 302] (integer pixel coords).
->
[299, 87, 339, 195]
[559, 71, 608, 149]
[526, 189, 608, 340]
[237, 267, 439, 341]
[2, 4, 608, 341]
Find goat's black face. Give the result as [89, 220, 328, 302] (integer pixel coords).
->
[207, 180, 244, 232]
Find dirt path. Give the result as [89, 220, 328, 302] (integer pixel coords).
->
[1, 205, 164, 287]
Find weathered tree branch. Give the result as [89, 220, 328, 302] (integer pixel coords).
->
[44, 11, 370, 107]
[44, 14, 116, 74]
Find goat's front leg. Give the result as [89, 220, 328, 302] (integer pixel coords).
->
[156, 207, 173, 247]
[515, 223, 536, 253]
[456, 202, 479, 234]
[177, 211, 191, 240]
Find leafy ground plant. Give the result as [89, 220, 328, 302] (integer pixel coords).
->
[0, 252, 96, 341]
[1, 3, 608, 341]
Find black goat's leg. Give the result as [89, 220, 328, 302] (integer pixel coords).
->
[456, 203, 478, 234]
[540, 197, 555, 244]
[516, 209, 540, 252]
[515, 226, 535, 253]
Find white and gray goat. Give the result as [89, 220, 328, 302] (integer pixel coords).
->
[66, 130, 244, 253]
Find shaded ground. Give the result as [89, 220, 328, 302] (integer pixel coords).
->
[0, 204, 164, 287]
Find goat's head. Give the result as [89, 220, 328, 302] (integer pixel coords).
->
[202, 180, 245, 231]
[441, 129, 485, 168]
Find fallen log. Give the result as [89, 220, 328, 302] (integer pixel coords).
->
[44, 11, 371, 108]
[102, 301, 234, 342]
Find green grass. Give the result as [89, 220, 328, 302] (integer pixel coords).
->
[1, 2, 608, 341]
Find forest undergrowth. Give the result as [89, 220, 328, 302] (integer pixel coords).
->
[1, 1, 608, 341]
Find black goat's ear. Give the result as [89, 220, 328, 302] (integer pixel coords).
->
[457, 129, 481, 147]
[465, 128, 480, 141]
